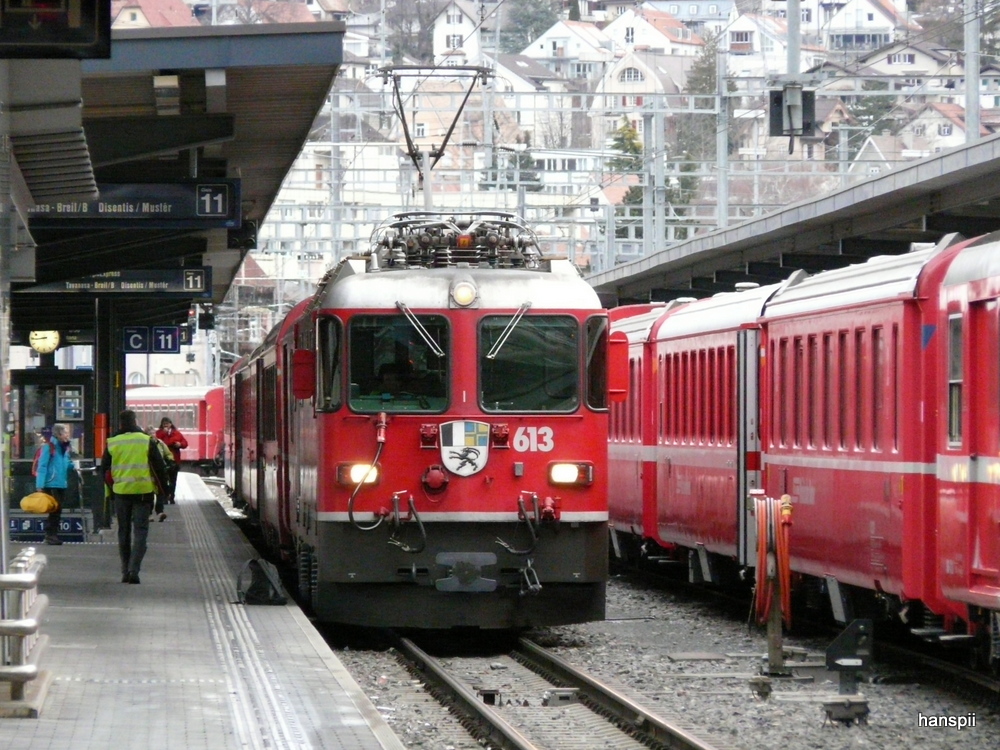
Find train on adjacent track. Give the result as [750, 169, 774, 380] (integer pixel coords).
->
[609, 230, 1000, 672]
[126, 385, 225, 475]
[223, 211, 625, 629]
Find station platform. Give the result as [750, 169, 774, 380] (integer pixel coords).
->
[0, 473, 406, 750]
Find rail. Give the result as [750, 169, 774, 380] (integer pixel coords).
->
[517, 638, 726, 750]
[0, 548, 49, 701]
[397, 637, 541, 750]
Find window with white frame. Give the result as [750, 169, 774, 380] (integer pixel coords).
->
[912, 124, 925, 136]
[888, 53, 915, 65]
[689, 4, 697, 13]
[761, 35, 774, 53]
[620, 67, 644, 82]
[415, 123, 426, 138]
[446, 11, 462, 24]
[939, 123, 952, 136]
[625, 27, 634, 43]
[447, 35, 463, 49]
[802, 8, 811, 22]
[669, 4, 679, 12]
[731, 31, 751, 44]
[708, 4, 717, 12]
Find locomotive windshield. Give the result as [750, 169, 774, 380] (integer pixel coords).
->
[480, 315, 579, 412]
[348, 314, 449, 413]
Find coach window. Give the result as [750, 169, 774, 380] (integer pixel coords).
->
[838, 331, 848, 449]
[793, 337, 803, 447]
[855, 329, 865, 450]
[948, 315, 963, 444]
[317, 316, 343, 412]
[823, 333, 834, 448]
[349, 314, 449, 413]
[480, 315, 578, 412]
[872, 327, 884, 451]
[585, 316, 609, 410]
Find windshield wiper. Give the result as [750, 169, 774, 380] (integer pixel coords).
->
[396, 302, 445, 357]
[486, 303, 531, 360]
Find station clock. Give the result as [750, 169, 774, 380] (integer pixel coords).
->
[28, 330, 61, 354]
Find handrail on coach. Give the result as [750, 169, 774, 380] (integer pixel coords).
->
[0, 548, 49, 702]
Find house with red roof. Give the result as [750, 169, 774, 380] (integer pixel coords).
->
[603, 7, 703, 57]
[898, 102, 993, 153]
[111, 0, 199, 27]
[823, 0, 921, 57]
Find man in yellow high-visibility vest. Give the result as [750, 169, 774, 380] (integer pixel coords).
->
[101, 409, 169, 584]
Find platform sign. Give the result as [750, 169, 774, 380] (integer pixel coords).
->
[122, 326, 182, 354]
[0, 0, 111, 59]
[123, 326, 149, 353]
[27, 180, 241, 228]
[151, 326, 181, 354]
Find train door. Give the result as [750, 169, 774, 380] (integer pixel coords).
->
[279, 343, 292, 539]
[233, 370, 248, 506]
[736, 328, 760, 567]
[966, 300, 1000, 594]
[259, 361, 279, 536]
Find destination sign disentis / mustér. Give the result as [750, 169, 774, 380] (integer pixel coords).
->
[32, 201, 175, 216]
[27, 181, 241, 229]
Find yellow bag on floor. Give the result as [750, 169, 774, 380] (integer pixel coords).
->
[20, 492, 59, 514]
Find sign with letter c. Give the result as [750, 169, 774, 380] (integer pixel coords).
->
[123, 326, 149, 353]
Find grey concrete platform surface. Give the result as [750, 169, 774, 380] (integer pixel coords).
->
[0, 473, 406, 750]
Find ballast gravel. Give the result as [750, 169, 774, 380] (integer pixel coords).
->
[337, 576, 1000, 750]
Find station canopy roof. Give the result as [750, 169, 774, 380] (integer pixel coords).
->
[11, 22, 344, 337]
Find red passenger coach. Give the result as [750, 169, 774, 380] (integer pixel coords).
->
[610, 232, 1000, 670]
[225, 212, 623, 630]
[126, 385, 225, 474]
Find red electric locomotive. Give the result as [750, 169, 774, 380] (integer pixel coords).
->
[610, 231, 1000, 670]
[126, 385, 225, 475]
[225, 211, 626, 629]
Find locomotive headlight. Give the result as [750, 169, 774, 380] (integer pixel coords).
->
[338, 463, 380, 486]
[548, 462, 594, 486]
[450, 278, 479, 308]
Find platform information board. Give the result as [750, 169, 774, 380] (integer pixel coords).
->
[28, 180, 241, 228]
[20, 268, 212, 297]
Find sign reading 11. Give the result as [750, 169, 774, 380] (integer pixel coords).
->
[197, 184, 229, 217]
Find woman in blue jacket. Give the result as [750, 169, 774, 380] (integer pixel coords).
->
[35, 423, 75, 545]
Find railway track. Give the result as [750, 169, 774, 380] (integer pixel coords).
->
[394, 635, 733, 750]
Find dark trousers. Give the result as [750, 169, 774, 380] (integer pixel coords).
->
[166, 464, 179, 503]
[43, 487, 65, 538]
[114, 493, 154, 577]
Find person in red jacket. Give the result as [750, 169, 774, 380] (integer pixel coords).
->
[155, 417, 188, 504]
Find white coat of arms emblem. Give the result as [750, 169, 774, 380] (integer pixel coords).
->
[440, 420, 490, 476]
